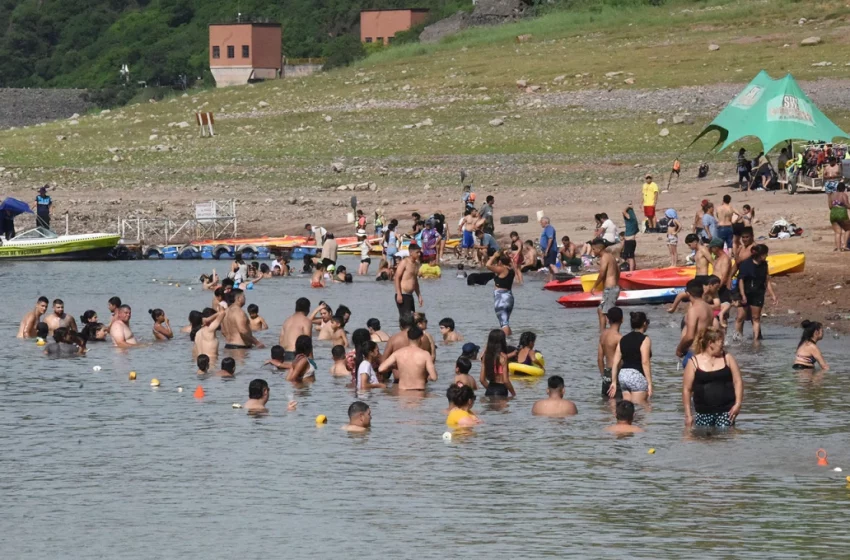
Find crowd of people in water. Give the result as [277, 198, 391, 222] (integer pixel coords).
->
[13, 182, 835, 432]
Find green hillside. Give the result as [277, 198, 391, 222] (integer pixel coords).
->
[0, 0, 468, 89]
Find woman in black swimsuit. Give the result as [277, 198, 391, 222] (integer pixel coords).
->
[479, 329, 515, 398]
[793, 320, 829, 370]
[682, 328, 743, 428]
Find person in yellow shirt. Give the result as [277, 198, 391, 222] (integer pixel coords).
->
[641, 174, 660, 230]
[446, 384, 481, 427]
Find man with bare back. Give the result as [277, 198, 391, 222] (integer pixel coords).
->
[279, 297, 313, 363]
[110, 305, 138, 348]
[380, 312, 415, 383]
[676, 280, 714, 366]
[222, 289, 264, 350]
[589, 238, 620, 332]
[715, 194, 739, 251]
[394, 243, 423, 318]
[18, 296, 49, 338]
[194, 310, 225, 361]
[459, 210, 485, 260]
[709, 237, 734, 329]
[597, 306, 623, 400]
[377, 327, 437, 391]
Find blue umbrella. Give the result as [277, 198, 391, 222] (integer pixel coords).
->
[0, 197, 34, 217]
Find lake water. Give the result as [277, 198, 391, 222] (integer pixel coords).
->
[1, 258, 848, 558]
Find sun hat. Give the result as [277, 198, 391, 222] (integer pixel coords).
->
[665, 208, 678, 220]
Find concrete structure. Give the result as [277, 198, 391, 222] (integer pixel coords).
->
[360, 9, 429, 45]
[209, 23, 282, 87]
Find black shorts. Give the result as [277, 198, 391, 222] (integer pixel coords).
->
[321, 258, 336, 268]
[543, 252, 558, 267]
[732, 222, 745, 237]
[694, 275, 711, 285]
[745, 290, 765, 308]
[718, 286, 732, 304]
[621, 239, 637, 259]
[224, 343, 251, 349]
[520, 264, 540, 273]
[361, 258, 371, 264]
[396, 293, 415, 317]
[485, 382, 509, 398]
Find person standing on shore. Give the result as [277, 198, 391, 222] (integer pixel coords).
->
[480, 195, 495, 235]
[716, 195, 739, 251]
[641, 175, 659, 230]
[539, 217, 558, 280]
[34, 185, 52, 230]
[621, 203, 639, 271]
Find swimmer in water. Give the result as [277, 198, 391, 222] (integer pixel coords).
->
[44, 327, 86, 357]
[244, 379, 270, 414]
[44, 298, 78, 334]
[264, 345, 287, 371]
[35, 322, 49, 344]
[107, 296, 122, 327]
[479, 329, 515, 398]
[18, 296, 49, 338]
[604, 400, 644, 434]
[446, 384, 481, 427]
[191, 308, 225, 362]
[598, 306, 623, 400]
[80, 310, 98, 326]
[366, 318, 389, 343]
[330, 345, 349, 377]
[378, 326, 437, 391]
[216, 357, 236, 377]
[247, 303, 268, 331]
[454, 357, 478, 390]
[328, 315, 348, 348]
[110, 305, 138, 348]
[414, 312, 436, 360]
[200, 270, 219, 291]
[287, 335, 316, 383]
[438, 317, 464, 343]
[311, 261, 326, 288]
[221, 289, 264, 350]
[342, 401, 372, 432]
[515, 331, 539, 368]
[313, 303, 334, 340]
[531, 376, 577, 417]
[676, 280, 713, 367]
[197, 354, 210, 375]
[80, 322, 108, 342]
[280, 298, 314, 364]
[355, 341, 386, 391]
[149, 308, 173, 341]
[793, 320, 829, 370]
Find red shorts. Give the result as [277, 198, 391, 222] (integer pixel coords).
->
[643, 205, 656, 218]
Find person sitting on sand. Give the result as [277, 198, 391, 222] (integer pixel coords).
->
[453, 357, 478, 390]
[439, 317, 463, 343]
[793, 320, 829, 371]
[531, 376, 577, 417]
[330, 344, 350, 376]
[342, 401, 372, 432]
[197, 354, 210, 376]
[216, 357, 236, 377]
[604, 400, 644, 434]
[446, 384, 481, 427]
[247, 303, 268, 331]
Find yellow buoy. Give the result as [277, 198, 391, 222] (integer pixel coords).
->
[129, 371, 137, 380]
[150, 378, 160, 387]
[36, 339, 46, 346]
[315, 414, 328, 425]
[648, 448, 656, 454]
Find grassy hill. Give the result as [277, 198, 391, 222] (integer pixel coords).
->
[1, 0, 848, 199]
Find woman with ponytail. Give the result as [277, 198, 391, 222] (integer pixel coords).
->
[355, 340, 385, 391]
[682, 328, 743, 428]
[794, 320, 829, 370]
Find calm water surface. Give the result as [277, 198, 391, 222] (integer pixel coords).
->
[1, 259, 849, 558]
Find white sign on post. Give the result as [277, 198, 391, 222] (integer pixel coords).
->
[195, 201, 217, 223]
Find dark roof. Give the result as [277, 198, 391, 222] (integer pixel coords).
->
[360, 8, 429, 13]
[208, 22, 282, 28]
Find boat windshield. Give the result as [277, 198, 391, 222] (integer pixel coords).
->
[13, 228, 59, 240]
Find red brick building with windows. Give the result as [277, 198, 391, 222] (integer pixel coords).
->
[360, 9, 429, 45]
[209, 23, 282, 87]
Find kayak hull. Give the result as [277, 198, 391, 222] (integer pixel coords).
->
[0, 233, 120, 261]
[543, 277, 583, 292]
[558, 288, 685, 308]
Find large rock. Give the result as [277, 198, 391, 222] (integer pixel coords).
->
[801, 36, 822, 46]
[420, 12, 469, 43]
[421, 0, 530, 43]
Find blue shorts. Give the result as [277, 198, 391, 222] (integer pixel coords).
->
[681, 350, 694, 369]
[462, 230, 475, 249]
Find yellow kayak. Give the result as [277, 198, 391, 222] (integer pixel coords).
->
[339, 237, 460, 255]
[579, 252, 805, 292]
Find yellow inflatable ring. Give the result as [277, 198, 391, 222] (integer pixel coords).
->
[508, 362, 545, 377]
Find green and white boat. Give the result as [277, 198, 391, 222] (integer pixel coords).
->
[0, 228, 121, 260]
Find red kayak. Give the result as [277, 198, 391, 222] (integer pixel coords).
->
[558, 288, 684, 308]
[543, 277, 583, 292]
[619, 268, 695, 290]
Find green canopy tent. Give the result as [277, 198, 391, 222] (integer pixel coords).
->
[691, 70, 849, 152]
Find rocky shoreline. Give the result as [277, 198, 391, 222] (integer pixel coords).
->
[0, 88, 93, 129]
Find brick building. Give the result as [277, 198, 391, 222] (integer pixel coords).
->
[360, 9, 429, 45]
[209, 23, 282, 87]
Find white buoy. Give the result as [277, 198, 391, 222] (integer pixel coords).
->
[152, 279, 156, 282]
[232, 403, 243, 409]
[834, 467, 843, 472]
[177, 387, 183, 393]
[92, 366, 102, 372]
[188, 287, 193, 291]
[442, 431, 452, 441]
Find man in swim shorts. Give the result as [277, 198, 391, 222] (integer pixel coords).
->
[641, 174, 659, 230]
[589, 238, 620, 332]
[708, 237, 733, 329]
[279, 297, 313, 364]
[598, 306, 623, 400]
[394, 244, 423, 318]
[222, 289, 264, 350]
[531, 376, 577, 417]
[459, 209, 484, 260]
[676, 280, 713, 366]
[378, 327, 437, 391]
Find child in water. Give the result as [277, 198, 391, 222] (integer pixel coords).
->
[453, 357, 478, 390]
[330, 345, 350, 376]
[439, 318, 464, 343]
[35, 321, 49, 345]
[264, 345, 287, 370]
[149, 308, 173, 341]
[247, 303, 268, 331]
[196, 354, 210, 375]
[446, 384, 481, 427]
[311, 261, 326, 288]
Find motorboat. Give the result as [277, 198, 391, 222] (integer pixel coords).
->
[0, 227, 121, 260]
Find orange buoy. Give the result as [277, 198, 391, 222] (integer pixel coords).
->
[816, 448, 829, 466]
[194, 385, 205, 399]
